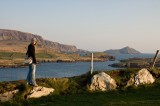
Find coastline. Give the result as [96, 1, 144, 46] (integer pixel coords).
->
[0, 58, 115, 68]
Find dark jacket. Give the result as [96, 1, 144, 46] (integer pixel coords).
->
[26, 44, 37, 64]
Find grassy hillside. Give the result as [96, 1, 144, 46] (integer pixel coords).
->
[0, 52, 59, 67]
[0, 52, 114, 67]
[1, 68, 160, 106]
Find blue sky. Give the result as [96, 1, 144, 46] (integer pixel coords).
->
[0, 0, 160, 53]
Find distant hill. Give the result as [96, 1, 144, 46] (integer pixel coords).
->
[0, 29, 79, 53]
[104, 46, 141, 54]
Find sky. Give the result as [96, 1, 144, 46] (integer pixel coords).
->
[0, 0, 160, 53]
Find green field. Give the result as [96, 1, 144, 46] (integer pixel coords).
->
[3, 85, 160, 106]
[22, 85, 160, 106]
[1, 69, 160, 106]
[0, 52, 57, 59]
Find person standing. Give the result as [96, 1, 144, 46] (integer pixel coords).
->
[26, 38, 38, 86]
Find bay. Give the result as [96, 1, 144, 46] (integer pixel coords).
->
[0, 53, 156, 82]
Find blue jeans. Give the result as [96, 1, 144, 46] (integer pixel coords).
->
[26, 64, 37, 85]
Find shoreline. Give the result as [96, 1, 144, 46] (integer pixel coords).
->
[0, 59, 115, 68]
[109, 57, 160, 68]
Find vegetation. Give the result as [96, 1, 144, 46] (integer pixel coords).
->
[83, 52, 115, 61]
[1, 68, 160, 106]
[0, 52, 102, 60]
[0, 52, 57, 59]
[0, 52, 13, 60]
[0, 51, 114, 68]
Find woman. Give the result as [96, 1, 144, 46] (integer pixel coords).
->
[26, 38, 38, 86]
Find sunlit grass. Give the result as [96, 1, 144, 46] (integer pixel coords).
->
[1, 69, 160, 106]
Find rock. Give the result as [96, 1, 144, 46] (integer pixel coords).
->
[56, 59, 75, 63]
[126, 75, 135, 87]
[0, 89, 19, 102]
[27, 86, 54, 98]
[90, 72, 117, 91]
[110, 58, 152, 68]
[109, 62, 126, 68]
[135, 69, 155, 86]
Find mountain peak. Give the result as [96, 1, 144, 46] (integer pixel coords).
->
[123, 46, 130, 49]
[104, 47, 141, 54]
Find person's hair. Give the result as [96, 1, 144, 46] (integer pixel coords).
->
[31, 38, 37, 44]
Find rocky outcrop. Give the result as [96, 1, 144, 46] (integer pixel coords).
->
[44, 40, 77, 52]
[104, 46, 141, 54]
[126, 69, 155, 87]
[0, 86, 54, 102]
[27, 86, 54, 98]
[126, 75, 135, 87]
[90, 72, 117, 91]
[0, 29, 78, 52]
[0, 29, 44, 42]
[56, 59, 75, 63]
[135, 69, 155, 86]
[109, 58, 152, 68]
[0, 89, 19, 103]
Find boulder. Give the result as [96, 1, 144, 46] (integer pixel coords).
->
[0, 89, 19, 102]
[90, 72, 117, 91]
[126, 75, 135, 87]
[135, 69, 155, 86]
[27, 86, 54, 98]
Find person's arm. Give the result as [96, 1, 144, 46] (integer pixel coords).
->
[32, 51, 37, 64]
[26, 45, 29, 56]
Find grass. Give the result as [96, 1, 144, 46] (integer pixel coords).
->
[1, 69, 160, 106]
[0, 52, 84, 60]
[0, 52, 13, 57]
[105, 68, 139, 87]
[0, 52, 57, 59]
[150, 68, 160, 78]
[0, 52, 13, 60]
[2, 82, 160, 106]
[36, 53, 54, 58]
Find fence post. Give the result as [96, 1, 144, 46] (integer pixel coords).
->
[151, 50, 159, 69]
[90, 53, 94, 75]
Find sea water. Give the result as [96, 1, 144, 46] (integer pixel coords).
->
[0, 54, 156, 81]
